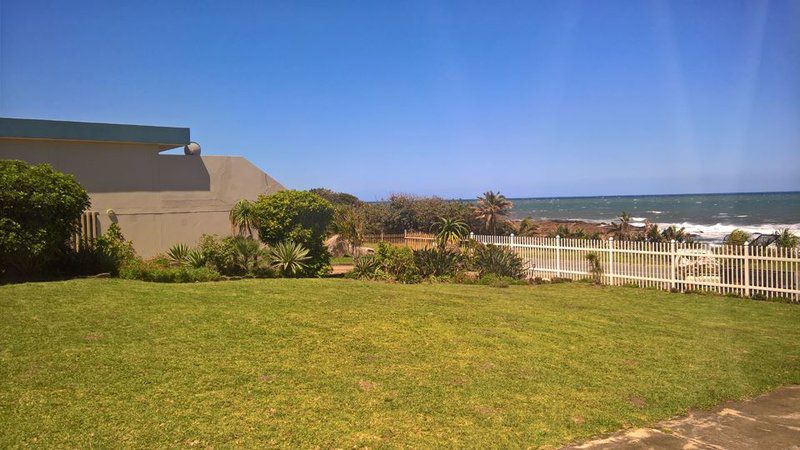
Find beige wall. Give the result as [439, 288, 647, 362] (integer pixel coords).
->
[0, 138, 284, 257]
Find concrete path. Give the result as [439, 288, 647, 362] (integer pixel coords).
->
[565, 385, 800, 449]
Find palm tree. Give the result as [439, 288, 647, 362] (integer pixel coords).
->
[229, 199, 258, 238]
[334, 206, 366, 255]
[432, 217, 469, 249]
[610, 211, 633, 240]
[515, 217, 539, 237]
[474, 191, 513, 235]
[775, 228, 799, 248]
[661, 225, 691, 243]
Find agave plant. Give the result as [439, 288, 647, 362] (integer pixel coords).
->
[432, 217, 469, 249]
[269, 241, 310, 277]
[185, 248, 207, 268]
[414, 247, 463, 278]
[351, 254, 381, 279]
[166, 243, 190, 265]
[472, 243, 524, 279]
[229, 199, 259, 237]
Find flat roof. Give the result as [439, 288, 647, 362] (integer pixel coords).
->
[0, 117, 190, 150]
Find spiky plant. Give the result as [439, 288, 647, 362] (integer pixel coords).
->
[232, 236, 263, 272]
[269, 241, 310, 277]
[229, 199, 258, 237]
[166, 243, 190, 265]
[432, 217, 469, 249]
[185, 248, 207, 268]
[351, 254, 381, 279]
[474, 191, 513, 235]
[585, 252, 604, 285]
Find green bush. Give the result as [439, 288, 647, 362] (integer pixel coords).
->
[414, 247, 463, 278]
[119, 259, 221, 283]
[0, 160, 91, 279]
[252, 190, 334, 276]
[54, 223, 136, 276]
[375, 242, 420, 283]
[197, 234, 272, 276]
[349, 255, 381, 279]
[471, 243, 525, 279]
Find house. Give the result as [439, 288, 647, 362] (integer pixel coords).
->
[0, 117, 284, 257]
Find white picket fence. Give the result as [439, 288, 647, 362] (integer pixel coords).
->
[474, 234, 800, 301]
[397, 232, 800, 302]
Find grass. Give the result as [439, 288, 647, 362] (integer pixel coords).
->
[331, 256, 354, 265]
[1, 279, 798, 448]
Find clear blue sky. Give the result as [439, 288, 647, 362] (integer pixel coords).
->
[1, 0, 798, 200]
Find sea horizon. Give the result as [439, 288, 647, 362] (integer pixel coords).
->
[374, 190, 800, 242]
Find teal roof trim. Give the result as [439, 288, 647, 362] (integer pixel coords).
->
[0, 117, 190, 149]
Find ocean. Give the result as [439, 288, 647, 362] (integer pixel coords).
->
[505, 192, 800, 242]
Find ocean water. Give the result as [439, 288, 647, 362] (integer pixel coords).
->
[507, 192, 800, 241]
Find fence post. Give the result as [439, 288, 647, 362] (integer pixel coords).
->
[743, 242, 751, 298]
[608, 237, 614, 286]
[404, 229, 407, 247]
[670, 239, 676, 291]
[380, 231, 384, 242]
[509, 233, 515, 251]
[555, 235, 562, 278]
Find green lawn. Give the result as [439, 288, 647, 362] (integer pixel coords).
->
[1, 279, 798, 448]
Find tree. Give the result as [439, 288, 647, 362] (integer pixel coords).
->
[610, 212, 633, 240]
[0, 160, 91, 278]
[474, 191, 513, 235]
[661, 225, 692, 243]
[252, 190, 334, 276]
[334, 206, 366, 255]
[432, 217, 469, 249]
[775, 228, 798, 248]
[308, 188, 362, 208]
[229, 199, 258, 237]
[515, 217, 539, 237]
[724, 229, 751, 246]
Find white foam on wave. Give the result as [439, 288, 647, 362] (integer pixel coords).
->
[659, 222, 800, 241]
[648, 210, 663, 214]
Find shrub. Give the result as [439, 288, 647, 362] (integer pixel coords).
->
[375, 242, 420, 283]
[350, 254, 381, 279]
[414, 247, 463, 278]
[167, 243, 191, 265]
[585, 252, 604, 285]
[196, 234, 271, 276]
[119, 259, 221, 283]
[253, 190, 334, 276]
[724, 229, 751, 246]
[471, 243, 525, 279]
[268, 241, 311, 277]
[0, 160, 91, 279]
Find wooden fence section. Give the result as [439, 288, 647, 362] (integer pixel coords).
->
[364, 231, 800, 301]
[72, 211, 100, 250]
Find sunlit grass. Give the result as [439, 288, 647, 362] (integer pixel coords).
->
[1, 279, 798, 447]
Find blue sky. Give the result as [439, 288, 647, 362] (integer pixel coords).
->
[1, 0, 798, 200]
